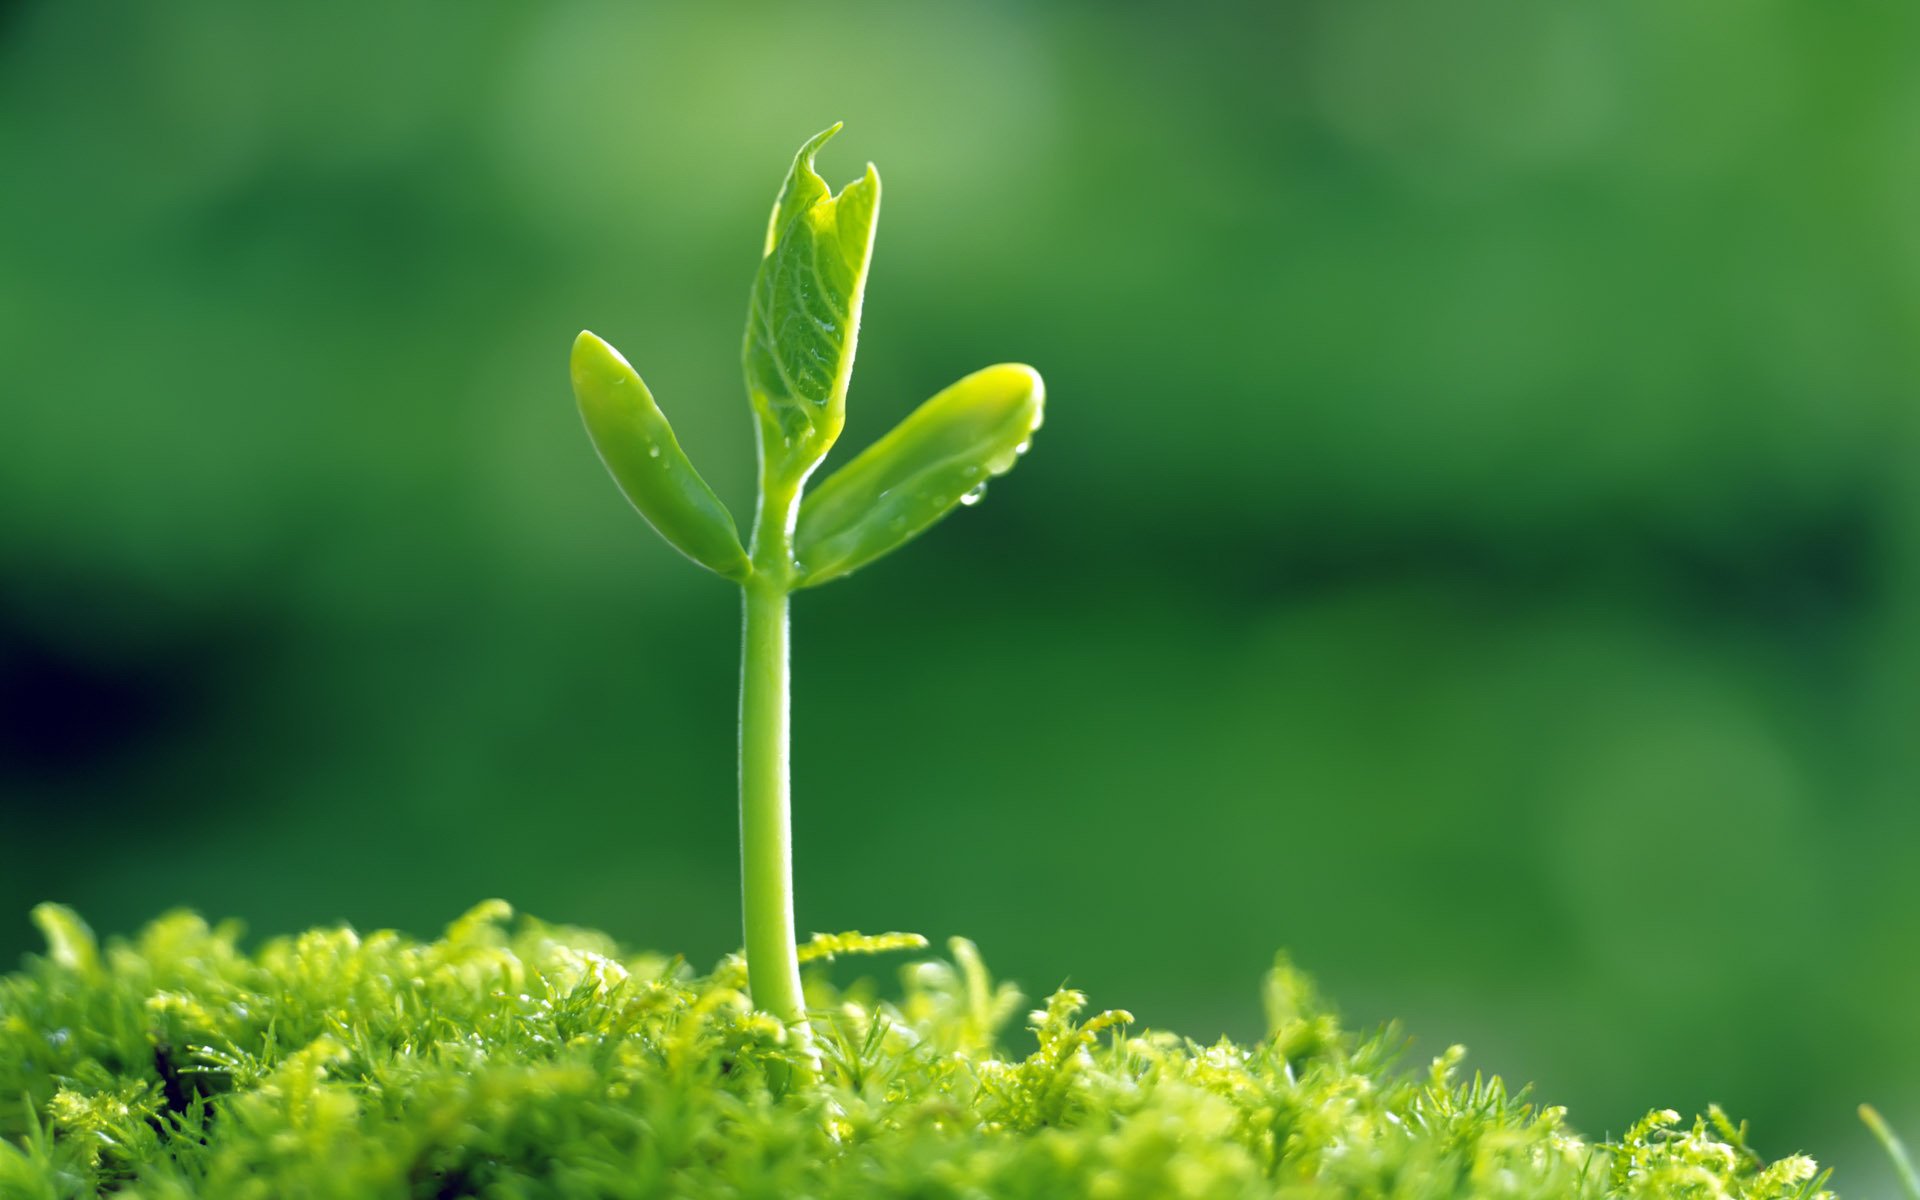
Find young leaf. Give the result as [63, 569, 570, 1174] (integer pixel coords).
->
[792, 364, 1043, 587]
[572, 330, 752, 581]
[742, 125, 880, 488]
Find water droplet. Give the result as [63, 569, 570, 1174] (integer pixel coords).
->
[1013, 440, 1032, 457]
[963, 466, 981, 480]
[960, 483, 988, 507]
[647, 446, 661, 459]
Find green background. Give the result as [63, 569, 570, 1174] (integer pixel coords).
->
[3, 1, 1916, 1191]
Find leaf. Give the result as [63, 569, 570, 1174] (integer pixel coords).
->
[30, 903, 100, 981]
[1863, 1105, 1920, 1200]
[795, 931, 929, 964]
[572, 330, 752, 581]
[792, 364, 1043, 587]
[742, 125, 880, 488]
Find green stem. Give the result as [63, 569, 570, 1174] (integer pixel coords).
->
[739, 574, 803, 1024]
[740, 472, 811, 1056]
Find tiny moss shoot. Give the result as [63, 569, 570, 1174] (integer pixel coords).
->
[570, 125, 1044, 1038]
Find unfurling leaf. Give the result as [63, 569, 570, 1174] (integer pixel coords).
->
[793, 364, 1043, 587]
[742, 124, 880, 489]
[572, 330, 751, 581]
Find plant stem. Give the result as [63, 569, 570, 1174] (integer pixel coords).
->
[740, 474, 809, 1046]
[739, 575, 803, 1024]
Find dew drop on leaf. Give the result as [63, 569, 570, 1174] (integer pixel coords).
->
[960, 483, 988, 507]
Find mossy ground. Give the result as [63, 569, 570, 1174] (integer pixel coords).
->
[1, 901, 1830, 1199]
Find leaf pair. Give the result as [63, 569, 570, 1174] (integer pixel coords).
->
[571, 125, 1044, 587]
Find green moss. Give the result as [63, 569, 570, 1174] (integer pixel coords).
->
[2, 902, 1829, 1199]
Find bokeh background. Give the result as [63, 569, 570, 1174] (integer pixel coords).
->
[4, 0, 1918, 1190]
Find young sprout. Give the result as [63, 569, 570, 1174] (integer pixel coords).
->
[570, 126, 1045, 1047]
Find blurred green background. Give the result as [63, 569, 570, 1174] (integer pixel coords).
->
[3, 0, 1917, 1190]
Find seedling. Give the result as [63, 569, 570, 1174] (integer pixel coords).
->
[0, 128, 1849, 1200]
[569, 126, 1043, 1040]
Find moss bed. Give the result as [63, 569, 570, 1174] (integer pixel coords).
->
[0, 901, 1829, 1199]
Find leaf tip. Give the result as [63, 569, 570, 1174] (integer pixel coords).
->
[799, 122, 844, 167]
[852, 162, 883, 210]
[571, 329, 634, 396]
[1002, 362, 1045, 405]
[974, 363, 1046, 431]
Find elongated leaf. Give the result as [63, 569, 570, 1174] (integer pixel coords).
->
[742, 125, 880, 488]
[1863, 1106, 1920, 1200]
[793, 364, 1043, 587]
[572, 330, 751, 581]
